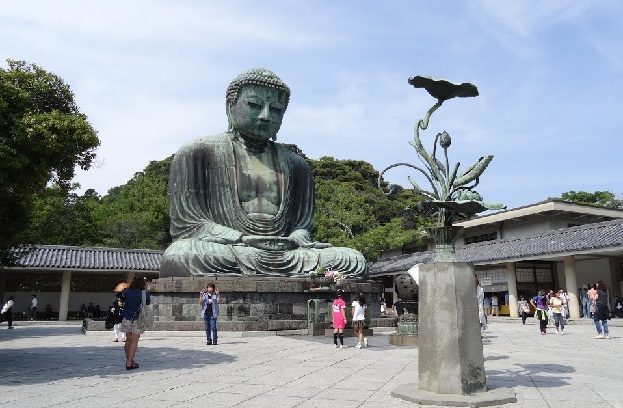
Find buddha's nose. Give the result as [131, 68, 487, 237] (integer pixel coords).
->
[258, 104, 270, 120]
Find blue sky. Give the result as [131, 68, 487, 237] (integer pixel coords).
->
[1, 0, 622, 210]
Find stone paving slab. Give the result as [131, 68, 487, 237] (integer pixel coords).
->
[0, 322, 621, 407]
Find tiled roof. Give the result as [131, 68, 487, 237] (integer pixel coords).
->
[370, 219, 623, 275]
[11, 245, 163, 272]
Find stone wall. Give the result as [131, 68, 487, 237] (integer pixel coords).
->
[148, 276, 382, 331]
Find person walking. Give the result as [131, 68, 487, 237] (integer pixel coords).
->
[594, 281, 610, 339]
[483, 296, 491, 317]
[517, 295, 530, 325]
[549, 291, 566, 334]
[199, 283, 221, 345]
[30, 294, 38, 321]
[476, 277, 487, 335]
[332, 289, 347, 348]
[614, 296, 623, 318]
[351, 292, 367, 348]
[380, 298, 387, 316]
[1, 296, 15, 329]
[580, 286, 589, 318]
[530, 290, 549, 335]
[587, 284, 598, 318]
[120, 277, 151, 370]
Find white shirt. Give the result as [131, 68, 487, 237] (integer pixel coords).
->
[351, 301, 366, 321]
[31, 298, 38, 308]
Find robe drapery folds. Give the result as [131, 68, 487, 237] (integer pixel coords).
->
[160, 133, 366, 277]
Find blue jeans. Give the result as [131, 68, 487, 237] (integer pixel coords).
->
[203, 315, 218, 342]
[582, 299, 589, 317]
[594, 315, 609, 335]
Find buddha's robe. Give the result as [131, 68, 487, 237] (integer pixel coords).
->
[159, 133, 367, 277]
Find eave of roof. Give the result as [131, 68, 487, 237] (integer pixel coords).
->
[8, 245, 163, 272]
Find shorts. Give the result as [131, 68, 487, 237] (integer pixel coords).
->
[333, 319, 346, 329]
[352, 320, 365, 328]
[120, 318, 143, 335]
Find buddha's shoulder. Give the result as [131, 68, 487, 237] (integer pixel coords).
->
[175, 133, 231, 154]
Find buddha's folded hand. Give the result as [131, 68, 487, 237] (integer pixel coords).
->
[241, 236, 299, 251]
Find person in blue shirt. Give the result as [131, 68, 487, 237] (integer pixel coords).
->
[199, 283, 221, 345]
[121, 277, 151, 370]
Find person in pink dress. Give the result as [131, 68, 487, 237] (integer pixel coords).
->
[332, 289, 348, 349]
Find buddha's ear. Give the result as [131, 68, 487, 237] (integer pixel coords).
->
[226, 103, 234, 132]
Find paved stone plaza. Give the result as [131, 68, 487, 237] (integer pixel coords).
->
[0, 320, 621, 408]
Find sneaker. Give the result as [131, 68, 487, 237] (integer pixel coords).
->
[363, 338, 368, 348]
[604, 334, 610, 339]
[355, 343, 362, 349]
[207, 340, 212, 345]
[339, 344, 347, 349]
[560, 330, 564, 335]
[595, 334, 605, 339]
[213, 340, 217, 345]
[7, 327, 14, 329]
[334, 344, 339, 348]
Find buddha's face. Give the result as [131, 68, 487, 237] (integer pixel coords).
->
[229, 85, 286, 142]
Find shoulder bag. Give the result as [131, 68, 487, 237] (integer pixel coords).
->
[137, 290, 154, 331]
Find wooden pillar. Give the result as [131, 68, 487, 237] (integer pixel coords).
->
[58, 270, 72, 321]
[506, 262, 518, 317]
[563, 256, 581, 319]
[124, 271, 136, 283]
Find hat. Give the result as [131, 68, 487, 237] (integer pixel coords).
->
[336, 289, 344, 297]
[582, 285, 588, 289]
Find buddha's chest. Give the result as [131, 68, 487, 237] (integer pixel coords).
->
[233, 146, 281, 215]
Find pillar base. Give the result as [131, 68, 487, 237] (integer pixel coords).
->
[392, 384, 516, 407]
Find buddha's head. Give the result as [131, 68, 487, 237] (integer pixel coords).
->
[226, 68, 291, 142]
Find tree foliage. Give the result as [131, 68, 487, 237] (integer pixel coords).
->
[552, 190, 623, 210]
[0, 59, 99, 264]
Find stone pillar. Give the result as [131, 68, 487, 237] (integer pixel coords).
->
[608, 258, 621, 298]
[563, 256, 580, 319]
[418, 262, 486, 394]
[58, 270, 72, 321]
[506, 262, 518, 318]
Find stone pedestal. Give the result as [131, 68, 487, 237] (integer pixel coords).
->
[147, 276, 381, 332]
[418, 262, 485, 394]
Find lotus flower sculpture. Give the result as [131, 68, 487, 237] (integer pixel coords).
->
[379, 76, 505, 256]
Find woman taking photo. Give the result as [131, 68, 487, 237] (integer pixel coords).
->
[121, 277, 151, 370]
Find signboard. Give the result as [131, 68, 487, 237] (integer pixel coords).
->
[480, 277, 492, 286]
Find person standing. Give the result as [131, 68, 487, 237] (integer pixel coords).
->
[483, 296, 491, 317]
[587, 284, 598, 318]
[614, 296, 623, 318]
[580, 286, 589, 318]
[393, 298, 405, 316]
[199, 283, 221, 345]
[120, 277, 151, 370]
[594, 281, 610, 339]
[549, 291, 566, 334]
[491, 294, 499, 317]
[476, 277, 487, 335]
[112, 292, 126, 343]
[530, 290, 549, 335]
[332, 289, 347, 348]
[380, 298, 387, 316]
[517, 295, 530, 325]
[1, 296, 15, 329]
[352, 292, 367, 348]
[30, 294, 38, 321]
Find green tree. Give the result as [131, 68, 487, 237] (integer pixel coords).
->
[552, 190, 623, 210]
[95, 157, 172, 249]
[0, 59, 99, 264]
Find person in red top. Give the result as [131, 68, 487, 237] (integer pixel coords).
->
[332, 289, 348, 349]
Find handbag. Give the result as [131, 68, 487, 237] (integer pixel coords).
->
[136, 290, 153, 331]
[590, 300, 597, 313]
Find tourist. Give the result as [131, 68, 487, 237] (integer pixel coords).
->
[546, 290, 555, 325]
[593, 281, 610, 339]
[30, 294, 38, 321]
[160, 68, 366, 278]
[614, 296, 623, 318]
[587, 284, 598, 318]
[483, 296, 491, 317]
[112, 292, 125, 343]
[199, 283, 221, 345]
[380, 297, 387, 316]
[332, 289, 347, 348]
[44, 304, 53, 320]
[559, 289, 569, 319]
[120, 277, 151, 370]
[476, 277, 487, 335]
[530, 290, 549, 335]
[1, 296, 15, 329]
[352, 292, 367, 348]
[549, 291, 566, 334]
[517, 295, 530, 325]
[393, 298, 405, 316]
[491, 294, 499, 317]
[580, 285, 589, 318]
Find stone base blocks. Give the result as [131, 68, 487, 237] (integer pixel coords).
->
[148, 276, 382, 332]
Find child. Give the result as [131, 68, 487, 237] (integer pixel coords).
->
[352, 291, 367, 348]
[332, 290, 347, 348]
